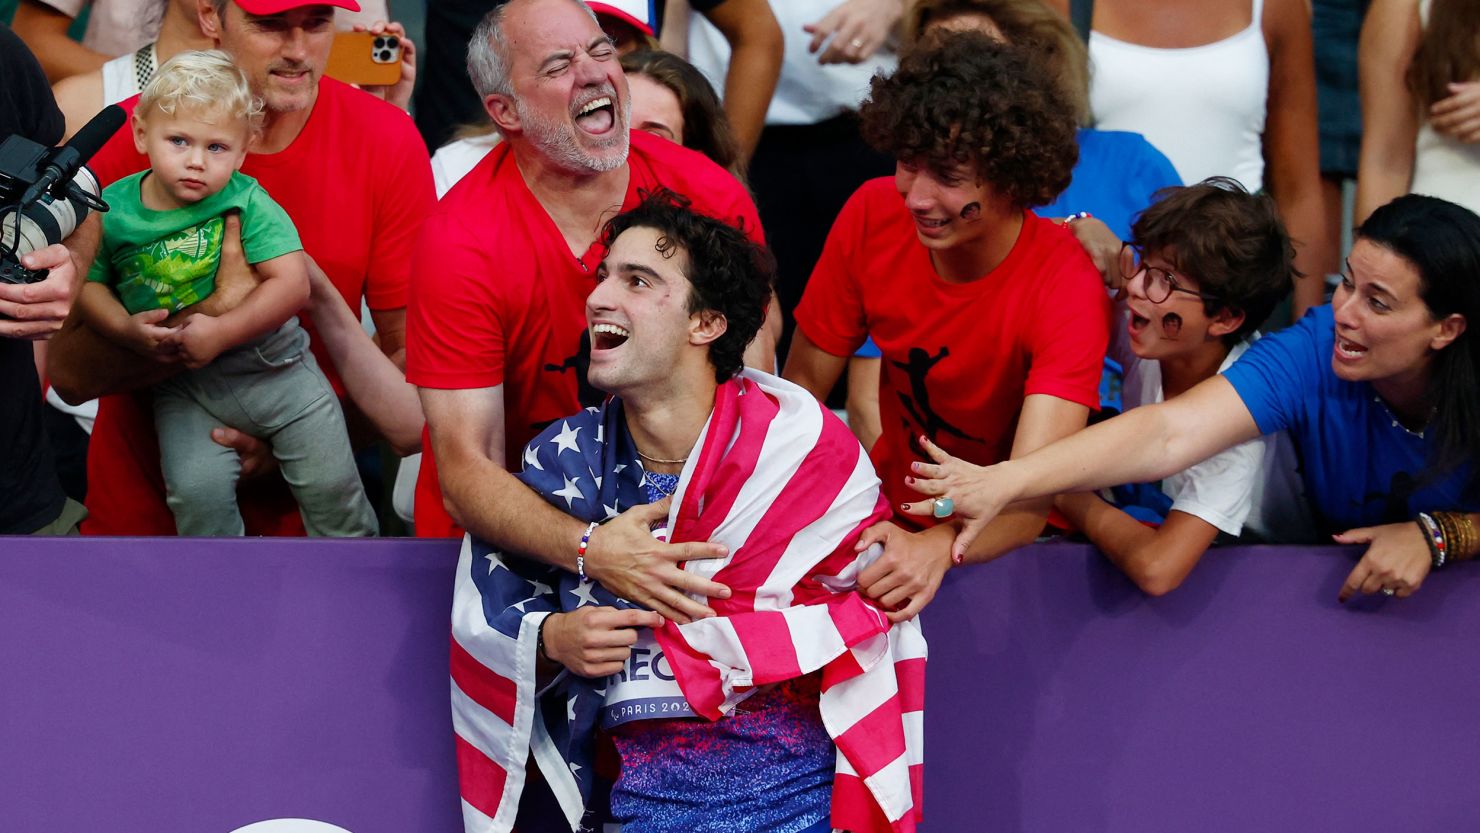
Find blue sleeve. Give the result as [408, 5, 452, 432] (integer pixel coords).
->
[1221, 309, 1328, 435]
[853, 336, 881, 358]
[1131, 136, 1182, 193]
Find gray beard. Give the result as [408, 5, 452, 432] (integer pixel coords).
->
[515, 94, 631, 174]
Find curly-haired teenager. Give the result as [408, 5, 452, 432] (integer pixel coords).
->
[783, 32, 1111, 621]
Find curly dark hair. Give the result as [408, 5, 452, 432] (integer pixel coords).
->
[601, 189, 774, 383]
[1130, 177, 1297, 344]
[858, 31, 1079, 208]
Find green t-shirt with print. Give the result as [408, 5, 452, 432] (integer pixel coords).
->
[88, 170, 302, 314]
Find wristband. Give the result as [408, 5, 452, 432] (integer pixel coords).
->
[536, 614, 552, 661]
[1417, 512, 1447, 569]
[577, 520, 599, 581]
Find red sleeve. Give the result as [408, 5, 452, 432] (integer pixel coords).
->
[792, 186, 870, 357]
[1023, 254, 1111, 408]
[405, 211, 509, 390]
[364, 108, 434, 311]
[86, 96, 147, 187]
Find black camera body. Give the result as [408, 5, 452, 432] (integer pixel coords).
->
[0, 132, 107, 285]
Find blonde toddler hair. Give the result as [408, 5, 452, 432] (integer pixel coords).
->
[138, 49, 264, 131]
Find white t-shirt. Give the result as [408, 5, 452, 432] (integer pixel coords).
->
[685, 0, 897, 126]
[1116, 309, 1308, 539]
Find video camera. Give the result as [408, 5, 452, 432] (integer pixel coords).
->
[0, 105, 124, 285]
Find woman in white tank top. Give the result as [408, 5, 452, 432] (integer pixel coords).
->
[1356, 0, 1480, 220]
[1046, 0, 1328, 318]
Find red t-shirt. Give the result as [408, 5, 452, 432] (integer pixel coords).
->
[794, 177, 1110, 526]
[406, 130, 763, 538]
[81, 78, 435, 535]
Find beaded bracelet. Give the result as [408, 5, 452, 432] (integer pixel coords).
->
[576, 520, 599, 581]
[1417, 512, 1447, 570]
[1434, 511, 1477, 562]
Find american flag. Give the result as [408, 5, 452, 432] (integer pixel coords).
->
[450, 370, 927, 833]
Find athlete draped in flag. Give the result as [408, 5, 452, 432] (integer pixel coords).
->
[449, 192, 926, 833]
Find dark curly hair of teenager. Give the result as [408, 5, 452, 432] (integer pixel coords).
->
[858, 31, 1079, 208]
[601, 189, 775, 383]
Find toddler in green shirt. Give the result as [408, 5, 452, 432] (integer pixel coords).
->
[78, 50, 375, 536]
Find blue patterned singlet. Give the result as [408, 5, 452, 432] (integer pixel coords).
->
[609, 472, 836, 833]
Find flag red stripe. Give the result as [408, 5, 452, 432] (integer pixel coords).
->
[676, 382, 777, 543]
[832, 771, 909, 833]
[896, 657, 927, 712]
[731, 610, 802, 684]
[836, 692, 907, 778]
[450, 634, 518, 726]
[454, 733, 509, 821]
[821, 645, 868, 690]
[711, 402, 858, 594]
[654, 626, 728, 718]
[827, 594, 891, 648]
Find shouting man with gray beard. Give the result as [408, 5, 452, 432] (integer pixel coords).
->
[406, 0, 767, 616]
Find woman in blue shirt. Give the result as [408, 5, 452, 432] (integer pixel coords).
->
[898, 194, 1480, 600]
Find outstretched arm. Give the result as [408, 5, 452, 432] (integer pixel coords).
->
[854, 393, 1091, 622]
[302, 258, 422, 455]
[904, 376, 1262, 561]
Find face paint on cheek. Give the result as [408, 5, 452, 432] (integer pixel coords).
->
[959, 202, 981, 221]
[1161, 312, 1183, 339]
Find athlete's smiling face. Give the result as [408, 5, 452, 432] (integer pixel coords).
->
[586, 226, 722, 399]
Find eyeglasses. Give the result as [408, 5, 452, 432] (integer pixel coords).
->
[1118, 243, 1221, 305]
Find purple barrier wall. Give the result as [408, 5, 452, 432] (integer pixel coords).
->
[2, 538, 1477, 832]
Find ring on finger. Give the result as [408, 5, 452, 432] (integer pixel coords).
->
[932, 496, 955, 519]
[1382, 587, 1397, 596]
[850, 37, 865, 50]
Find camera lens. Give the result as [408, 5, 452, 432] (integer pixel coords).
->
[386, 36, 399, 49]
[374, 36, 386, 48]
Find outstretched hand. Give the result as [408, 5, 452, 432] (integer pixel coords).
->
[582, 497, 732, 624]
[899, 435, 1015, 562]
[1334, 522, 1433, 602]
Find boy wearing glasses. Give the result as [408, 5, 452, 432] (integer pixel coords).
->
[1055, 177, 1306, 594]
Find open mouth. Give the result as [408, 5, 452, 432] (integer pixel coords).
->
[575, 95, 616, 135]
[1335, 337, 1368, 359]
[1129, 312, 1150, 334]
[591, 322, 630, 351]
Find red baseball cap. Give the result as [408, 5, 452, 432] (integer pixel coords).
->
[234, 0, 362, 15]
[587, 1, 654, 37]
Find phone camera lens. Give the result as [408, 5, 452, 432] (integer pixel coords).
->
[385, 36, 399, 50]
[374, 36, 386, 48]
